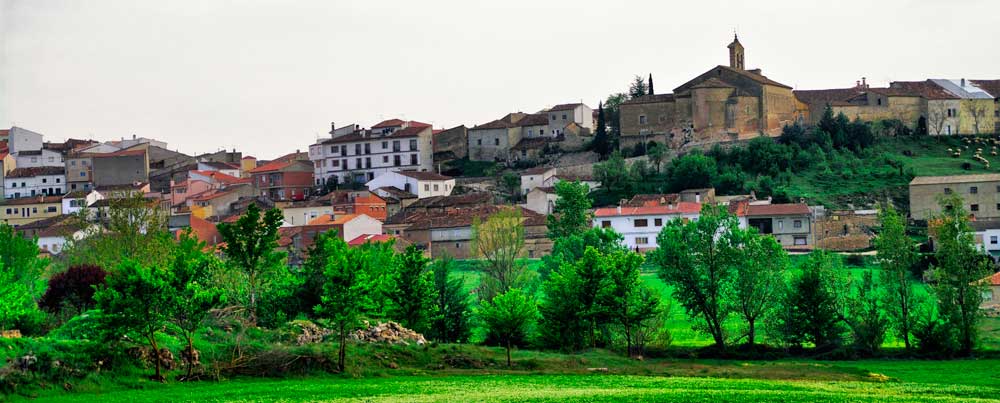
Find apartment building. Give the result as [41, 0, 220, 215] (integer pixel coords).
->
[309, 119, 434, 186]
[910, 174, 1000, 220]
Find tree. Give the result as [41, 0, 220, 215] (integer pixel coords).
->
[0, 262, 36, 332]
[818, 105, 838, 136]
[540, 227, 624, 281]
[500, 171, 521, 201]
[216, 203, 285, 325]
[39, 264, 108, 317]
[845, 270, 888, 355]
[647, 142, 666, 174]
[479, 288, 538, 367]
[774, 251, 846, 350]
[0, 223, 47, 331]
[315, 235, 372, 372]
[168, 231, 225, 379]
[427, 256, 471, 343]
[647, 73, 654, 95]
[546, 180, 593, 239]
[95, 260, 175, 380]
[296, 230, 342, 318]
[667, 151, 717, 191]
[539, 247, 610, 350]
[729, 228, 786, 347]
[876, 204, 920, 351]
[594, 151, 634, 202]
[628, 75, 648, 99]
[387, 245, 435, 333]
[650, 204, 737, 349]
[930, 193, 992, 355]
[964, 101, 989, 135]
[599, 249, 660, 357]
[592, 101, 612, 158]
[603, 93, 628, 144]
[472, 208, 534, 302]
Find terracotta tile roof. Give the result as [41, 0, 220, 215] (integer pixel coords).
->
[375, 186, 417, 200]
[6, 166, 65, 178]
[728, 199, 750, 217]
[593, 202, 702, 217]
[308, 213, 367, 226]
[2, 195, 63, 205]
[62, 190, 91, 199]
[623, 93, 675, 105]
[407, 192, 492, 209]
[793, 88, 864, 105]
[532, 186, 556, 194]
[626, 194, 680, 207]
[397, 171, 452, 181]
[690, 77, 736, 89]
[889, 81, 959, 100]
[471, 113, 527, 130]
[190, 187, 243, 202]
[14, 214, 75, 231]
[522, 166, 556, 175]
[971, 80, 1000, 98]
[677, 65, 792, 91]
[190, 170, 249, 185]
[372, 119, 406, 129]
[549, 103, 585, 111]
[983, 272, 1000, 286]
[249, 160, 292, 173]
[516, 113, 549, 127]
[320, 125, 429, 145]
[867, 87, 921, 97]
[746, 203, 811, 216]
[347, 234, 395, 246]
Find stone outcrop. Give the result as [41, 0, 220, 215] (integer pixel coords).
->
[351, 321, 426, 346]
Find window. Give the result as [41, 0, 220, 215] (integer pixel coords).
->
[494, 138, 500, 146]
[382, 141, 388, 149]
[971, 204, 980, 212]
[330, 145, 337, 153]
[409, 139, 417, 150]
[634, 219, 648, 227]
[355, 144, 361, 155]
[364, 143, 371, 154]
[383, 156, 389, 163]
[601, 220, 611, 228]
[42, 178, 47, 183]
[4, 209, 9, 214]
[877, 98, 882, 106]
[477, 139, 482, 146]
[424, 184, 430, 191]
[639, 115, 647, 125]
[778, 220, 784, 230]
[539, 129, 544, 135]
[365, 157, 371, 168]
[394, 155, 401, 166]
[991, 236, 998, 245]
[970, 186, 978, 194]
[393, 141, 400, 152]
[944, 187, 952, 194]
[551, 115, 556, 120]
[356, 158, 362, 168]
[794, 236, 807, 246]
[635, 237, 649, 245]
[433, 184, 439, 191]
[332, 160, 340, 167]
[793, 220, 802, 229]
[80, 172, 86, 177]
[410, 154, 418, 165]
[654, 218, 663, 226]
[46, 206, 56, 213]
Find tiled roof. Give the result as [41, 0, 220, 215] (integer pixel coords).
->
[677, 65, 792, 91]
[622, 93, 676, 105]
[407, 192, 492, 209]
[190, 170, 249, 185]
[549, 103, 585, 112]
[471, 113, 526, 130]
[62, 190, 91, 199]
[372, 119, 406, 129]
[347, 234, 395, 246]
[249, 160, 292, 173]
[190, 186, 245, 202]
[867, 87, 921, 97]
[14, 214, 74, 231]
[888, 81, 959, 100]
[793, 88, 863, 106]
[626, 194, 680, 207]
[910, 174, 1000, 186]
[746, 203, 811, 216]
[397, 171, 452, 181]
[971, 80, 1000, 98]
[320, 125, 429, 145]
[307, 213, 367, 226]
[593, 202, 702, 217]
[522, 166, 556, 176]
[375, 186, 417, 200]
[1, 195, 63, 205]
[983, 272, 1000, 286]
[531, 186, 556, 194]
[690, 77, 736, 89]
[516, 113, 549, 127]
[6, 166, 65, 178]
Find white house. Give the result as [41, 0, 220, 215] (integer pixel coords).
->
[281, 199, 333, 227]
[524, 186, 558, 215]
[196, 161, 241, 178]
[365, 170, 455, 199]
[309, 119, 435, 186]
[520, 167, 557, 195]
[546, 103, 594, 135]
[6, 127, 43, 155]
[4, 167, 66, 199]
[308, 213, 383, 243]
[61, 190, 105, 215]
[592, 202, 702, 251]
[37, 223, 100, 255]
[14, 149, 64, 168]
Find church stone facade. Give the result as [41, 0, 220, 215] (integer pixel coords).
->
[620, 35, 799, 150]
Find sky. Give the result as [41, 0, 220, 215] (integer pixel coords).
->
[2, 0, 998, 159]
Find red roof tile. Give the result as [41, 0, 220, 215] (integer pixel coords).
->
[249, 160, 292, 173]
[746, 203, 810, 216]
[347, 234, 394, 246]
[372, 119, 406, 129]
[593, 202, 702, 217]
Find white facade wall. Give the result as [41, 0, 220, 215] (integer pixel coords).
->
[61, 191, 104, 215]
[309, 130, 433, 185]
[7, 127, 43, 155]
[5, 173, 67, 199]
[15, 149, 63, 168]
[547, 104, 594, 134]
[365, 171, 454, 199]
[341, 214, 383, 242]
[282, 205, 334, 227]
[593, 211, 700, 250]
[520, 168, 556, 195]
[524, 189, 558, 215]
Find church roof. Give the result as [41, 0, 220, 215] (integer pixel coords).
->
[623, 94, 675, 105]
[675, 65, 792, 93]
[690, 77, 736, 89]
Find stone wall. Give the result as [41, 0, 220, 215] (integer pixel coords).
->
[433, 125, 468, 163]
[813, 210, 878, 251]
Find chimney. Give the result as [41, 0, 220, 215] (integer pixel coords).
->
[961, 78, 966, 87]
[856, 80, 861, 89]
[331, 121, 336, 132]
[132, 134, 137, 140]
[862, 77, 867, 89]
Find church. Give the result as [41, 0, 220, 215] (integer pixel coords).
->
[619, 35, 799, 150]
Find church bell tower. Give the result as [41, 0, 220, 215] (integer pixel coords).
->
[728, 33, 745, 70]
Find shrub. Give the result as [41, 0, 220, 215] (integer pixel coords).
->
[40, 265, 108, 317]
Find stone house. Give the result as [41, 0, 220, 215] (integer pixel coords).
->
[931, 79, 997, 135]
[432, 125, 468, 164]
[524, 186, 558, 215]
[468, 113, 527, 162]
[909, 174, 1000, 221]
[970, 80, 1000, 134]
[520, 167, 557, 196]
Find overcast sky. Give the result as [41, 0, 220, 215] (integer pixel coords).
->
[2, 0, 998, 159]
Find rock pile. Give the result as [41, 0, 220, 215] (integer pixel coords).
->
[351, 321, 426, 346]
[290, 320, 333, 345]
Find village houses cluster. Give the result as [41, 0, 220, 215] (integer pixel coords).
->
[2, 36, 1000, 303]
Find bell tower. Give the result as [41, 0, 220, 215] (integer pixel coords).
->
[727, 33, 744, 70]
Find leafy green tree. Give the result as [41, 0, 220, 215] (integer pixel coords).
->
[500, 171, 521, 201]
[594, 151, 634, 202]
[387, 245, 435, 333]
[603, 93, 627, 144]
[479, 288, 538, 367]
[667, 151, 717, 191]
[546, 180, 593, 239]
[427, 256, 471, 343]
[0, 262, 37, 332]
[931, 194, 992, 355]
[217, 203, 285, 325]
[647, 142, 666, 174]
[845, 270, 888, 355]
[539, 247, 609, 350]
[876, 204, 920, 351]
[599, 249, 660, 357]
[472, 208, 535, 302]
[168, 231, 225, 379]
[95, 260, 175, 380]
[650, 204, 737, 349]
[729, 228, 786, 347]
[817, 105, 838, 136]
[540, 227, 624, 280]
[592, 101, 611, 158]
[1, 222, 49, 304]
[774, 251, 846, 350]
[296, 230, 341, 317]
[315, 235, 372, 372]
[628, 75, 648, 98]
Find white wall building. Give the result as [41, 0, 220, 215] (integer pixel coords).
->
[309, 119, 434, 186]
[524, 186, 558, 215]
[592, 202, 702, 251]
[7, 127, 43, 155]
[61, 190, 104, 215]
[4, 167, 66, 199]
[281, 201, 334, 227]
[14, 149, 63, 168]
[546, 103, 594, 135]
[520, 167, 557, 195]
[365, 170, 455, 199]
